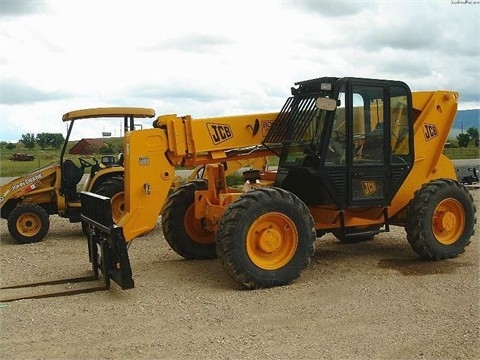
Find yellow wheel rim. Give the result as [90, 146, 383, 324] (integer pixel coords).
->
[246, 212, 298, 270]
[184, 204, 215, 245]
[16, 213, 41, 237]
[432, 198, 465, 245]
[110, 192, 125, 224]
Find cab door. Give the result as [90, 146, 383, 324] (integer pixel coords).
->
[342, 80, 413, 207]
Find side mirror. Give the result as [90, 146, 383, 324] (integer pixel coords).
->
[315, 97, 337, 111]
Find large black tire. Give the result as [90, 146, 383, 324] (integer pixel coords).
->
[7, 203, 50, 244]
[406, 179, 476, 260]
[332, 225, 381, 244]
[216, 187, 317, 289]
[94, 176, 125, 224]
[161, 180, 217, 260]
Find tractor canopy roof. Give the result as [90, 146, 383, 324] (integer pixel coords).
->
[62, 107, 155, 122]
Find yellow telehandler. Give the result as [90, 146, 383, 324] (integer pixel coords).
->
[2, 76, 476, 301]
[79, 75, 475, 292]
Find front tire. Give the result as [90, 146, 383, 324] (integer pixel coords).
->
[216, 187, 316, 289]
[406, 179, 476, 260]
[161, 180, 217, 259]
[7, 203, 50, 244]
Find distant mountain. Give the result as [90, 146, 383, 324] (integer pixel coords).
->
[449, 109, 480, 138]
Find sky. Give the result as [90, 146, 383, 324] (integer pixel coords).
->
[0, 0, 479, 142]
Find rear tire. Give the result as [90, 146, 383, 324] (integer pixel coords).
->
[161, 180, 217, 260]
[406, 179, 476, 260]
[216, 187, 316, 289]
[94, 176, 125, 224]
[7, 203, 50, 244]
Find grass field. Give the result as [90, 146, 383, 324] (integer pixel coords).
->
[442, 147, 479, 159]
[1, 149, 61, 177]
[0, 144, 83, 177]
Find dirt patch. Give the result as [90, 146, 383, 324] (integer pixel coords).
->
[1, 191, 479, 359]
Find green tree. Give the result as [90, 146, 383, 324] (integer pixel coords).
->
[117, 142, 124, 153]
[35, 132, 65, 149]
[456, 133, 470, 148]
[35, 133, 50, 150]
[51, 133, 65, 149]
[0, 141, 6, 149]
[5, 142, 16, 150]
[466, 127, 479, 147]
[19, 133, 36, 149]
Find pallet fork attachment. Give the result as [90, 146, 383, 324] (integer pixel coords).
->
[0, 192, 134, 303]
[80, 191, 135, 290]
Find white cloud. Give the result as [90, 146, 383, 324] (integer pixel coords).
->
[0, 0, 479, 142]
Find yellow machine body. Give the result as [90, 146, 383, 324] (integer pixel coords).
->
[78, 77, 477, 291]
[116, 90, 459, 240]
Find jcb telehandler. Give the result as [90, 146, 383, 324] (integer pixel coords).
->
[0, 107, 155, 244]
[77, 76, 475, 293]
[2, 76, 475, 301]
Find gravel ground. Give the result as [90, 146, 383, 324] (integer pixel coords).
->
[0, 190, 478, 360]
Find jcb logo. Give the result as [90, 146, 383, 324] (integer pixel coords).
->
[423, 123, 438, 141]
[361, 181, 377, 197]
[262, 121, 273, 136]
[207, 123, 233, 144]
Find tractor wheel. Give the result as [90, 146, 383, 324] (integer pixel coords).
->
[7, 203, 50, 244]
[94, 176, 125, 224]
[216, 187, 316, 289]
[161, 180, 217, 259]
[332, 225, 381, 244]
[406, 179, 476, 260]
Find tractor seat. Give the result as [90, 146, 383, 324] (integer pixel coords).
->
[63, 160, 84, 189]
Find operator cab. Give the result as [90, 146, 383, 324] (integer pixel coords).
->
[264, 77, 414, 209]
